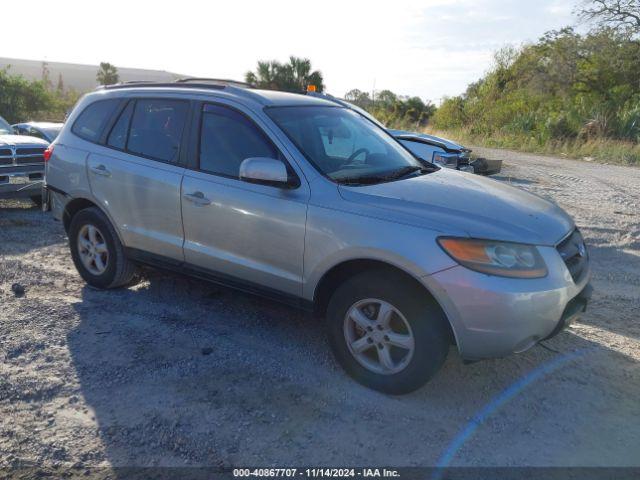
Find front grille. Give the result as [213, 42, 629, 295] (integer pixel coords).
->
[16, 147, 45, 165]
[0, 145, 46, 166]
[0, 148, 12, 166]
[17, 147, 45, 156]
[16, 155, 44, 165]
[557, 229, 588, 283]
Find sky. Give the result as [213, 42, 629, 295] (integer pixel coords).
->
[2, 0, 577, 103]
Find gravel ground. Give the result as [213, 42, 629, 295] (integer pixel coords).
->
[1, 148, 639, 471]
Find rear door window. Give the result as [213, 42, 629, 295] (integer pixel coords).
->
[72, 99, 121, 142]
[127, 99, 188, 163]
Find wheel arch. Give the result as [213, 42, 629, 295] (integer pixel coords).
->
[62, 197, 124, 246]
[312, 258, 456, 345]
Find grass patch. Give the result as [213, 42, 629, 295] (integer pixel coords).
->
[426, 128, 640, 166]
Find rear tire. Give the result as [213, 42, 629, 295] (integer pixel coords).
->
[326, 270, 449, 394]
[68, 207, 137, 289]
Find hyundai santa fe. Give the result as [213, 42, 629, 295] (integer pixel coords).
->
[44, 79, 592, 394]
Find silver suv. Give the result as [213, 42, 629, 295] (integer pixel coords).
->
[45, 80, 592, 394]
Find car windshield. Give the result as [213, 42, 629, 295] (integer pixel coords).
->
[266, 106, 425, 185]
[42, 127, 62, 140]
[0, 116, 12, 134]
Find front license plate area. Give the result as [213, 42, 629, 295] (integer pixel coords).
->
[9, 175, 29, 185]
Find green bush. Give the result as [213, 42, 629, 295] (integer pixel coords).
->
[344, 89, 436, 130]
[0, 67, 80, 123]
[432, 27, 640, 157]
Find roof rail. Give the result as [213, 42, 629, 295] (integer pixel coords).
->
[99, 81, 227, 91]
[97, 77, 251, 92]
[175, 77, 251, 88]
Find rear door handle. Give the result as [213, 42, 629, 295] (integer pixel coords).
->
[90, 165, 111, 177]
[183, 191, 212, 206]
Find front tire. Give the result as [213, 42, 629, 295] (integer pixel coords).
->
[68, 207, 137, 289]
[326, 270, 449, 394]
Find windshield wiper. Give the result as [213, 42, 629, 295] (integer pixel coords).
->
[385, 165, 425, 180]
[338, 165, 426, 185]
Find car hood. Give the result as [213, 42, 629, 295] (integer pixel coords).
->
[338, 169, 574, 245]
[0, 134, 49, 146]
[388, 130, 466, 152]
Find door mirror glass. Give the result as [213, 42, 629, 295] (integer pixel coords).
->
[239, 157, 291, 187]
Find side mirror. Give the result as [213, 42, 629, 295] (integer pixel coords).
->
[239, 157, 296, 188]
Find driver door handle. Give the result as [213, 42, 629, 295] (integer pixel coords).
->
[183, 191, 212, 206]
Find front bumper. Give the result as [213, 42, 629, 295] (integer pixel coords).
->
[544, 283, 592, 340]
[0, 169, 44, 199]
[423, 245, 591, 360]
[471, 157, 502, 176]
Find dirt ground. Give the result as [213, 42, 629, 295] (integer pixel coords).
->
[1, 148, 639, 471]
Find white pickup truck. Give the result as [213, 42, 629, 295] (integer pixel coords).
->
[0, 115, 49, 204]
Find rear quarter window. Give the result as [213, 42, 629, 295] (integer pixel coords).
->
[71, 99, 121, 143]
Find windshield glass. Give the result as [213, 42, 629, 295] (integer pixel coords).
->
[42, 127, 62, 140]
[266, 106, 423, 184]
[0, 116, 12, 134]
[399, 139, 438, 161]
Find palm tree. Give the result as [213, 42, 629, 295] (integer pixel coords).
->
[245, 57, 324, 92]
[96, 62, 119, 86]
[245, 61, 281, 90]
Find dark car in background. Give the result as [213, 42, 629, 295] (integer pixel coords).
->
[12, 122, 64, 143]
[0, 115, 49, 204]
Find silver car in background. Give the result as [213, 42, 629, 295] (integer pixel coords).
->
[44, 80, 591, 393]
[12, 122, 64, 143]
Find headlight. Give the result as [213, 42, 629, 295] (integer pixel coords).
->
[437, 237, 548, 278]
[432, 152, 459, 168]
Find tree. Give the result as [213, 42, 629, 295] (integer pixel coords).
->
[577, 0, 640, 35]
[0, 68, 53, 123]
[432, 27, 640, 143]
[96, 62, 119, 86]
[343, 87, 435, 129]
[56, 73, 64, 95]
[245, 61, 280, 90]
[285, 56, 324, 92]
[344, 89, 371, 107]
[375, 90, 398, 106]
[41, 61, 52, 91]
[245, 57, 324, 92]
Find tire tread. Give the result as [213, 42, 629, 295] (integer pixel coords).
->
[68, 206, 137, 289]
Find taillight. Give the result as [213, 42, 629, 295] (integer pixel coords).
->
[43, 145, 54, 162]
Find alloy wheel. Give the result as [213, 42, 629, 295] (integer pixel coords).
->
[77, 224, 109, 275]
[343, 298, 415, 375]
